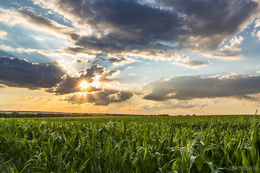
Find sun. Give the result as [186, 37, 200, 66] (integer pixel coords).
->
[79, 77, 101, 90]
[80, 81, 89, 89]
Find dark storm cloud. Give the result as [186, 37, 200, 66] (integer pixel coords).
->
[143, 75, 260, 101]
[42, 0, 183, 40]
[67, 34, 170, 55]
[37, 0, 259, 58]
[65, 89, 133, 105]
[158, 0, 259, 52]
[52, 65, 118, 95]
[35, 0, 184, 54]
[160, 0, 257, 36]
[0, 57, 65, 89]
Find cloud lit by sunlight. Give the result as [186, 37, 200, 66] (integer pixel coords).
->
[80, 76, 101, 91]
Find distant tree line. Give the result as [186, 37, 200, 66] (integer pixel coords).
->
[0, 112, 94, 118]
[0, 112, 200, 118]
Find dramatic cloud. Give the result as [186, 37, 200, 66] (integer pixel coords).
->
[55, 64, 134, 105]
[143, 74, 260, 101]
[159, 0, 258, 51]
[33, 0, 259, 60]
[1, 0, 260, 113]
[65, 89, 133, 105]
[0, 57, 65, 89]
[0, 57, 132, 105]
[51, 65, 118, 95]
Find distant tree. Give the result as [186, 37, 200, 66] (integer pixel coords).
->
[158, 114, 169, 116]
[11, 112, 19, 117]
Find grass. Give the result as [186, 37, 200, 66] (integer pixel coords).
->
[0, 115, 259, 172]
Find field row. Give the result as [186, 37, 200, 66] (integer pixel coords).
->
[0, 116, 259, 172]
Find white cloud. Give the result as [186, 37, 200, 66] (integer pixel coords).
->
[220, 36, 244, 53]
[127, 52, 210, 69]
[0, 30, 7, 39]
[0, 45, 51, 55]
[252, 28, 260, 40]
[185, 35, 244, 61]
[255, 19, 260, 28]
[257, 30, 260, 40]
[0, 7, 78, 41]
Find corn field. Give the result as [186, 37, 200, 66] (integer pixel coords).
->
[0, 116, 260, 172]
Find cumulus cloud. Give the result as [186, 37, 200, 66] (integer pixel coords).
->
[143, 74, 260, 101]
[219, 36, 244, 54]
[0, 57, 65, 89]
[207, 36, 245, 60]
[32, 0, 259, 60]
[64, 89, 133, 105]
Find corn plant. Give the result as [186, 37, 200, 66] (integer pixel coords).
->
[0, 115, 259, 172]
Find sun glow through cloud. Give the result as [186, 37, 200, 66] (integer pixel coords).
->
[79, 76, 101, 90]
[80, 81, 89, 89]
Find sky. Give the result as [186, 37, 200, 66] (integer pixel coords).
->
[0, 0, 260, 115]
